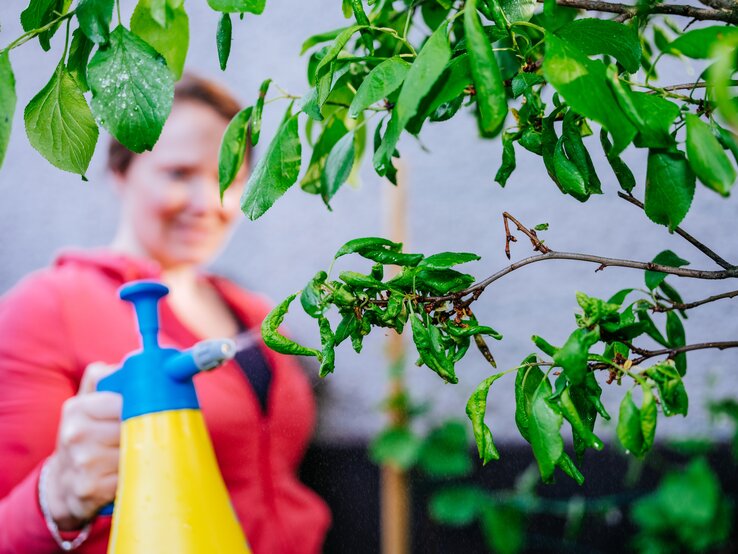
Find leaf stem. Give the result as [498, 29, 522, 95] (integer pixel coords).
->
[2, 10, 76, 53]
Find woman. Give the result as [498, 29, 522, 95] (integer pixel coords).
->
[0, 74, 330, 553]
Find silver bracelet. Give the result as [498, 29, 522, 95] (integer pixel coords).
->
[38, 460, 93, 552]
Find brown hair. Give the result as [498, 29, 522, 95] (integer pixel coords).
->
[107, 73, 247, 175]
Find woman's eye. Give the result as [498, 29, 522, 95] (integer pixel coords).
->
[165, 167, 191, 181]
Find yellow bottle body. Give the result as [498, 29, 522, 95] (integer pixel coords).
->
[108, 409, 251, 554]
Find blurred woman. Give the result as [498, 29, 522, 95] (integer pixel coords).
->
[0, 74, 330, 554]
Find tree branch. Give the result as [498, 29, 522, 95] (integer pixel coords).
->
[538, 0, 738, 23]
[618, 192, 736, 270]
[631, 341, 738, 365]
[654, 289, 738, 312]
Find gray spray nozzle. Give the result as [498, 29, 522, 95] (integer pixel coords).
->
[191, 338, 237, 371]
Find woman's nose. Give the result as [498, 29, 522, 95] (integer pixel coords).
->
[188, 176, 220, 214]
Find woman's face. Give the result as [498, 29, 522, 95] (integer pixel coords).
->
[114, 101, 247, 269]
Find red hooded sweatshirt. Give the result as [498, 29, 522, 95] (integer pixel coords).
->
[0, 250, 330, 554]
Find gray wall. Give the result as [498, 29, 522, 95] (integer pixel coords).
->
[1, 1, 736, 445]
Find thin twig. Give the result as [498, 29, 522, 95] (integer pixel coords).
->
[631, 341, 738, 365]
[653, 289, 738, 312]
[537, 0, 738, 24]
[503, 212, 551, 259]
[617, 192, 736, 270]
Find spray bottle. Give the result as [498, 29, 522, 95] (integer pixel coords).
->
[97, 280, 251, 553]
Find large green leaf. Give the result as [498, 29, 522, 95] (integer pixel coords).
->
[543, 33, 636, 155]
[628, 92, 679, 149]
[556, 18, 641, 73]
[314, 25, 364, 81]
[666, 26, 738, 59]
[321, 130, 355, 205]
[465, 0, 508, 136]
[88, 26, 174, 153]
[261, 293, 321, 357]
[24, 63, 98, 175]
[206, 0, 266, 14]
[218, 106, 253, 198]
[528, 383, 564, 482]
[0, 52, 16, 170]
[617, 390, 644, 457]
[349, 57, 410, 118]
[466, 372, 504, 464]
[644, 149, 696, 231]
[241, 108, 301, 220]
[514, 355, 545, 441]
[76, 0, 114, 44]
[373, 24, 451, 176]
[131, 0, 190, 78]
[685, 114, 736, 197]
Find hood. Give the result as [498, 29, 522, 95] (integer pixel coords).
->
[53, 248, 163, 283]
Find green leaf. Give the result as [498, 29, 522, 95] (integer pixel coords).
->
[628, 92, 679, 149]
[374, 24, 451, 176]
[334, 237, 401, 258]
[512, 73, 544, 98]
[216, 13, 232, 71]
[261, 293, 321, 357]
[556, 19, 641, 73]
[24, 63, 98, 175]
[429, 486, 488, 526]
[500, 0, 536, 23]
[529, 382, 564, 482]
[300, 27, 348, 55]
[645, 250, 689, 290]
[240, 108, 301, 220]
[349, 57, 410, 118]
[465, 0, 508, 136]
[76, 0, 114, 44]
[349, 0, 374, 55]
[88, 26, 174, 153]
[131, 0, 189, 79]
[553, 136, 588, 201]
[466, 372, 505, 464]
[617, 390, 644, 457]
[369, 427, 422, 469]
[560, 387, 603, 451]
[496, 132, 517, 187]
[562, 111, 601, 194]
[418, 252, 480, 270]
[514, 355, 545, 441]
[21, 0, 71, 51]
[543, 33, 636, 155]
[318, 316, 336, 377]
[321, 131, 355, 205]
[600, 129, 635, 192]
[416, 268, 474, 294]
[67, 28, 95, 92]
[685, 114, 736, 197]
[217, 106, 252, 198]
[666, 311, 687, 375]
[418, 421, 474, 477]
[666, 26, 738, 60]
[206, 0, 266, 14]
[300, 271, 327, 318]
[641, 384, 657, 453]
[553, 327, 599, 385]
[301, 118, 348, 190]
[0, 52, 16, 170]
[251, 78, 271, 146]
[410, 315, 458, 383]
[644, 149, 696, 231]
[648, 361, 688, 416]
[314, 25, 364, 81]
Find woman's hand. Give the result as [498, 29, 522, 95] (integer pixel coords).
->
[44, 362, 122, 530]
